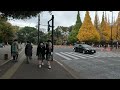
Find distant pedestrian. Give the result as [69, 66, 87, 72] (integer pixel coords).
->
[36, 41, 46, 68]
[45, 40, 53, 69]
[25, 41, 33, 64]
[11, 39, 19, 62]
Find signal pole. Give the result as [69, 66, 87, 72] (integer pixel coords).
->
[48, 15, 54, 61]
[38, 14, 40, 45]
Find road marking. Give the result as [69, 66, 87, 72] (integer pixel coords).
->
[64, 52, 86, 59]
[53, 59, 79, 79]
[55, 51, 120, 61]
[0, 50, 25, 79]
[60, 52, 79, 59]
[55, 53, 72, 60]
[70, 52, 96, 58]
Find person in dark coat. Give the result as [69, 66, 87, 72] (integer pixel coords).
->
[45, 40, 52, 69]
[25, 41, 33, 64]
[36, 41, 46, 68]
[11, 39, 19, 62]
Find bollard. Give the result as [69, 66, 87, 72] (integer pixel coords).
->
[4, 54, 8, 60]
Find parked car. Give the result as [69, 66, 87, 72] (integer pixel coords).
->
[73, 44, 96, 54]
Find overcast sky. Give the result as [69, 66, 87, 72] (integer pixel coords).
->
[8, 11, 119, 32]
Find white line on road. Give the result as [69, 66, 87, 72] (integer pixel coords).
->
[70, 52, 96, 58]
[55, 53, 72, 60]
[60, 52, 79, 59]
[64, 52, 86, 59]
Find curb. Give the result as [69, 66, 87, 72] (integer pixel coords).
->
[0, 47, 25, 67]
[53, 59, 80, 79]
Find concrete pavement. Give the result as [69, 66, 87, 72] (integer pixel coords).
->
[0, 44, 24, 66]
[0, 46, 75, 79]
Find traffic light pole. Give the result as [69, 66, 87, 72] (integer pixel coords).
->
[38, 14, 40, 45]
[52, 15, 54, 52]
[48, 15, 54, 51]
[48, 15, 54, 61]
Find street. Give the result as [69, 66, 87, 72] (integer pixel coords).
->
[54, 46, 120, 79]
[1, 45, 120, 79]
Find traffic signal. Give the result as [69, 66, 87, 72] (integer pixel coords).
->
[48, 21, 50, 32]
[48, 24, 50, 32]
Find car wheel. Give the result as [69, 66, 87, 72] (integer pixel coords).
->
[73, 48, 75, 52]
[75, 48, 77, 52]
[82, 50, 85, 54]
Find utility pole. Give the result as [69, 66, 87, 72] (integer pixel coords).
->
[38, 14, 40, 45]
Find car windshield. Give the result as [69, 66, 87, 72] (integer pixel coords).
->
[82, 45, 92, 48]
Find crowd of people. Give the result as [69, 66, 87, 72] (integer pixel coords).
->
[11, 39, 53, 69]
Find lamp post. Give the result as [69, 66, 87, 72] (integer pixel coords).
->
[110, 11, 113, 50]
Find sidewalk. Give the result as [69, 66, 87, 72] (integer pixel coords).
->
[0, 44, 24, 66]
[1, 46, 74, 79]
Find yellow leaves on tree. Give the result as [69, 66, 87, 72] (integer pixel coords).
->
[100, 12, 111, 42]
[77, 11, 100, 42]
[114, 11, 120, 42]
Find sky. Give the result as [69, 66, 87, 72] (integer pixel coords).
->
[8, 11, 119, 33]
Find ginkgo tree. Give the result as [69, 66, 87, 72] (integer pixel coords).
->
[100, 12, 111, 43]
[77, 11, 100, 43]
[113, 11, 120, 42]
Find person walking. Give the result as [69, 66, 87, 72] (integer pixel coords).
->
[11, 39, 19, 62]
[45, 40, 52, 69]
[25, 41, 33, 64]
[36, 41, 46, 68]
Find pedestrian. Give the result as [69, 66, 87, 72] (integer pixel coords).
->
[25, 41, 33, 64]
[36, 41, 46, 68]
[11, 39, 19, 62]
[45, 40, 52, 69]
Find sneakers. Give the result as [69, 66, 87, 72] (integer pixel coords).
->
[41, 62, 44, 65]
[48, 65, 51, 69]
[39, 64, 41, 68]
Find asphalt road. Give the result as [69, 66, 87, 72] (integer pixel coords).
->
[1, 45, 120, 79]
[53, 46, 120, 79]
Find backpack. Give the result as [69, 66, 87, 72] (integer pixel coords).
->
[12, 43, 18, 53]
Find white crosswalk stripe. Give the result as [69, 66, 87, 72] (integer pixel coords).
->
[60, 52, 79, 59]
[55, 52, 120, 60]
[64, 52, 87, 59]
[55, 53, 72, 60]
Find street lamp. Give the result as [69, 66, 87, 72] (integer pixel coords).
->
[110, 11, 113, 50]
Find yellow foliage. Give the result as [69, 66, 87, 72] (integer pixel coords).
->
[77, 11, 100, 42]
[100, 16, 111, 42]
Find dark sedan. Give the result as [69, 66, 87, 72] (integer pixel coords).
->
[73, 44, 96, 54]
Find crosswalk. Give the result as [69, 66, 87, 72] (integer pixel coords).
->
[55, 52, 120, 60]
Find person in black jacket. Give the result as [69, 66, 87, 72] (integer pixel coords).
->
[36, 41, 46, 68]
[45, 40, 52, 69]
[25, 41, 33, 64]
